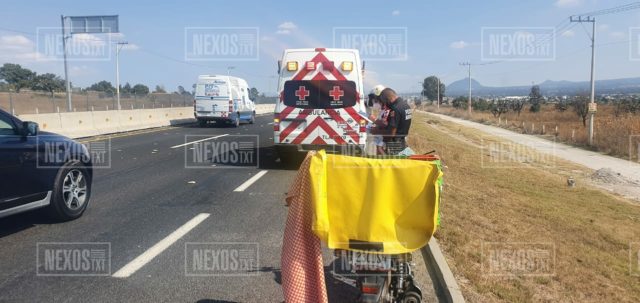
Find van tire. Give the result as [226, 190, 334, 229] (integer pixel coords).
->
[197, 119, 207, 127]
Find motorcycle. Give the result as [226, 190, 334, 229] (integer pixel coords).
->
[334, 248, 422, 303]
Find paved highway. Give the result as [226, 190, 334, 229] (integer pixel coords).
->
[0, 115, 439, 302]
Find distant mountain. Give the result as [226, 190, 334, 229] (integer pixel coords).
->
[446, 77, 640, 97]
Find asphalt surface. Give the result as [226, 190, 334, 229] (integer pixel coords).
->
[0, 115, 440, 303]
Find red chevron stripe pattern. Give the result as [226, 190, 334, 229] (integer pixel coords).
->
[277, 50, 364, 146]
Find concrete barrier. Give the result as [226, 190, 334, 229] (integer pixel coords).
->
[255, 104, 275, 115]
[16, 106, 275, 139]
[91, 110, 121, 135]
[19, 113, 63, 134]
[17, 107, 196, 139]
[59, 112, 99, 138]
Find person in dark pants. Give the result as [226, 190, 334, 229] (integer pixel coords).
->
[379, 88, 412, 155]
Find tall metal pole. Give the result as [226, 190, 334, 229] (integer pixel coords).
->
[588, 19, 596, 146]
[570, 15, 597, 145]
[61, 15, 72, 112]
[460, 63, 472, 114]
[115, 42, 128, 110]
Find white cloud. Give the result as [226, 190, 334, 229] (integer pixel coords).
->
[610, 31, 626, 39]
[70, 65, 94, 77]
[561, 29, 575, 37]
[276, 22, 297, 35]
[0, 34, 39, 61]
[554, 0, 582, 8]
[392, 10, 400, 16]
[598, 24, 610, 31]
[121, 43, 139, 51]
[450, 40, 469, 49]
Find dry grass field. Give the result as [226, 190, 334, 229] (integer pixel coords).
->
[407, 111, 640, 302]
[0, 91, 192, 115]
[422, 104, 640, 162]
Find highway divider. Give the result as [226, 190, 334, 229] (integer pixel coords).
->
[18, 104, 276, 139]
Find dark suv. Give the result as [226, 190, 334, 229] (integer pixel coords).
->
[0, 109, 93, 220]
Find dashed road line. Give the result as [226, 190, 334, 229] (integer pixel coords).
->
[170, 134, 229, 149]
[233, 170, 268, 192]
[112, 213, 210, 278]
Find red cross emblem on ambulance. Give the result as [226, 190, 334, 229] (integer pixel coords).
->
[295, 86, 310, 101]
[329, 86, 344, 101]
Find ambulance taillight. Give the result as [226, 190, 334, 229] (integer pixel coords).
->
[286, 61, 298, 71]
[274, 118, 280, 132]
[341, 61, 353, 71]
[359, 119, 367, 133]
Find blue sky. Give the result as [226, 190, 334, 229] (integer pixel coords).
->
[1, 0, 639, 95]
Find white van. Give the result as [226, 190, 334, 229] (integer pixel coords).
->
[274, 48, 367, 159]
[193, 75, 256, 127]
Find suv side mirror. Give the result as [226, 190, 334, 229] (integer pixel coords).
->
[22, 121, 39, 136]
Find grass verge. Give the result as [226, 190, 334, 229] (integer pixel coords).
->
[407, 111, 640, 302]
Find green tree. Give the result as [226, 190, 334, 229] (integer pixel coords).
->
[132, 84, 150, 95]
[529, 85, 542, 113]
[154, 85, 166, 93]
[452, 96, 468, 109]
[511, 98, 525, 116]
[249, 87, 259, 101]
[32, 73, 65, 97]
[0, 63, 36, 92]
[122, 82, 132, 94]
[472, 98, 491, 111]
[490, 99, 510, 118]
[422, 76, 445, 103]
[89, 80, 116, 92]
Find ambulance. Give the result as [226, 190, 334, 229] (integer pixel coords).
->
[193, 75, 256, 127]
[273, 48, 367, 161]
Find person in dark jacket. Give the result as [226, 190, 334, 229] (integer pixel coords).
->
[379, 88, 412, 154]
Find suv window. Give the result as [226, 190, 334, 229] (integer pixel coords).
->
[0, 114, 17, 136]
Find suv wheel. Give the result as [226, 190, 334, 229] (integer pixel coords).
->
[48, 161, 91, 221]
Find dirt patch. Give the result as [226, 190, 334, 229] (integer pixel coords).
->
[588, 168, 640, 202]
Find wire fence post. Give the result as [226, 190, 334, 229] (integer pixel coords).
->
[9, 90, 15, 115]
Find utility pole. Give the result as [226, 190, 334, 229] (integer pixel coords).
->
[61, 15, 72, 112]
[436, 76, 440, 109]
[460, 62, 472, 114]
[570, 15, 597, 146]
[115, 41, 128, 110]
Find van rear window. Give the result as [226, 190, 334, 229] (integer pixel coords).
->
[283, 80, 357, 109]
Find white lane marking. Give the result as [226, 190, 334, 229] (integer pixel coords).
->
[267, 122, 274, 125]
[112, 213, 210, 278]
[233, 170, 268, 192]
[170, 134, 228, 149]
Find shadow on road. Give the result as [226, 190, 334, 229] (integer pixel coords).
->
[0, 209, 55, 239]
[249, 262, 359, 303]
